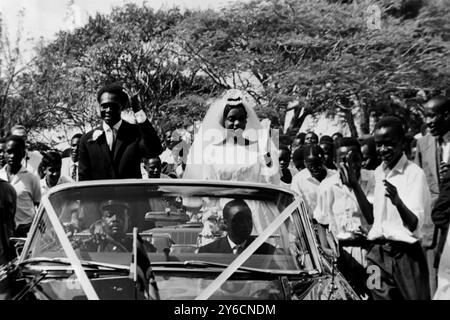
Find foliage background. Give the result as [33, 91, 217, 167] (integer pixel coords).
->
[1, 0, 449, 147]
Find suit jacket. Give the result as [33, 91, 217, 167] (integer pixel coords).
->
[198, 236, 276, 255]
[415, 134, 440, 198]
[432, 172, 450, 229]
[78, 119, 162, 181]
[431, 172, 450, 268]
[0, 179, 17, 264]
[415, 134, 440, 246]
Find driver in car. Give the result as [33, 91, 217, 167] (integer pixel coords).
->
[198, 199, 276, 255]
[82, 200, 156, 253]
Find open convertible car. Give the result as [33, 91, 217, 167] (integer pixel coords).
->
[0, 179, 359, 300]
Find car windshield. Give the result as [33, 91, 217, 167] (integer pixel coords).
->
[23, 182, 317, 274]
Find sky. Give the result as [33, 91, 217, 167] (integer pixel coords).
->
[1, 0, 248, 147]
[0, 0, 244, 61]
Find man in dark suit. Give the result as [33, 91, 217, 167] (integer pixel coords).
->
[61, 133, 82, 181]
[198, 199, 275, 255]
[415, 96, 450, 294]
[78, 84, 162, 180]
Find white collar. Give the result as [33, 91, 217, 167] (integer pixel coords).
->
[227, 236, 245, 251]
[382, 153, 408, 175]
[304, 167, 334, 183]
[102, 119, 122, 132]
[7, 165, 27, 175]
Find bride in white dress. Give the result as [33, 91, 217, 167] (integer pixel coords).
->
[183, 89, 281, 244]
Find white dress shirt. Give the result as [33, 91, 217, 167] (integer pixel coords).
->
[314, 169, 375, 240]
[160, 148, 175, 164]
[227, 236, 246, 254]
[367, 154, 431, 244]
[291, 168, 336, 219]
[103, 120, 122, 150]
[102, 110, 148, 150]
[440, 131, 450, 163]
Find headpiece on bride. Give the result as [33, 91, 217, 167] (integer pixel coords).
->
[183, 89, 280, 182]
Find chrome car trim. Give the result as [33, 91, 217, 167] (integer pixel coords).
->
[40, 196, 99, 300]
[45, 178, 298, 197]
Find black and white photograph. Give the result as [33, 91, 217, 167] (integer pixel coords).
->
[1, 0, 450, 304]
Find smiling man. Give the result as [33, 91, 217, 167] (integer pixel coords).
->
[366, 116, 431, 300]
[78, 83, 162, 180]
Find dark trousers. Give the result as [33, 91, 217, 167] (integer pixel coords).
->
[337, 245, 371, 299]
[366, 241, 431, 300]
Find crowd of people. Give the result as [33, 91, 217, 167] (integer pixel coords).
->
[1, 82, 450, 301]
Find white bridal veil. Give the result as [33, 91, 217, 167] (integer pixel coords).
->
[183, 89, 280, 183]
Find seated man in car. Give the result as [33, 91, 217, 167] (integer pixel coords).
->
[81, 200, 156, 253]
[198, 199, 275, 255]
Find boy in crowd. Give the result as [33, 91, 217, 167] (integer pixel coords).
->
[0, 135, 41, 237]
[314, 137, 374, 297]
[319, 135, 336, 170]
[143, 156, 170, 179]
[292, 146, 305, 172]
[367, 116, 431, 300]
[279, 147, 294, 187]
[40, 151, 73, 196]
[291, 145, 335, 219]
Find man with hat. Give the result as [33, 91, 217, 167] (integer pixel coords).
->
[82, 200, 156, 253]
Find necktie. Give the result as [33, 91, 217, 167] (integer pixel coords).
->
[72, 163, 78, 181]
[107, 128, 116, 151]
[233, 245, 244, 254]
[437, 138, 443, 185]
[438, 137, 444, 162]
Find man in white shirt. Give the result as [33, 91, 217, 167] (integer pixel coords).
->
[367, 116, 431, 300]
[0, 135, 41, 237]
[314, 137, 375, 297]
[61, 133, 82, 181]
[291, 144, 336, 219]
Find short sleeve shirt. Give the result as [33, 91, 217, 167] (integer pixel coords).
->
[0, 166, 41, 226]
[314, 169, 375, 240]
[368, 154, 431, 243]
[291, 168, 336, 219]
